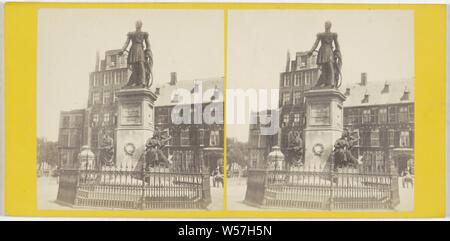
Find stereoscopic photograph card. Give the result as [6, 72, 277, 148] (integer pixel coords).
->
[1, 3, 447, 218]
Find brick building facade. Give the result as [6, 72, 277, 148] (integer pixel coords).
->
[57, 109, 87, 167]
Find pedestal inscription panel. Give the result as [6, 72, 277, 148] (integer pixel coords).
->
[309, 103, 330, 126]
[120, 103, 142, 126]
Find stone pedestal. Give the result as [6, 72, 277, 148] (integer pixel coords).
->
[304, 88, 346, 170]
[115, 88, 158, 167]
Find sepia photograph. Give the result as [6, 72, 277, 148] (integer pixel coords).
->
[36, 9, 224, 210]
[226, 10, 414, 211]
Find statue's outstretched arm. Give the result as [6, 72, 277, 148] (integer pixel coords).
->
[121, 34, 131, 52]
[309, 35, 320, 54]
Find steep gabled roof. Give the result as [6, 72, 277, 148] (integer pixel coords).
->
[341, 78, 414, 107]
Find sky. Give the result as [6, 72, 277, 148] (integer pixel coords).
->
[37, 9, 224, 141]
[226, 10, 414, 142]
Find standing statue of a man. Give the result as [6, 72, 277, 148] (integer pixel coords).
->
[307, 21, 342, 89]
[119, 20, 153, 88]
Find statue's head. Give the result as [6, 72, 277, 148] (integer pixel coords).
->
[135, 20, 143, 30]
[324, 21, 332, 31]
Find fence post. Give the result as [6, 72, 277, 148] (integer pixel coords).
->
[140, 155, 146, 210]
[328, 153, 335, 211]
[388, 157, 400, 209]
[74, 166, 81, 206]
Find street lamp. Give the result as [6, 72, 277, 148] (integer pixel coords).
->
[78, 145, 96, 170]
[267, 146, 285, 170]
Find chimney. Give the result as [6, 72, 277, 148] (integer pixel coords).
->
[344, 87, 351, 96]
[361, 92, 369, 104]
[95, 51, 100, 72]
[155, 87, 160, 95]
[170, 72, 177, 86]
[381, 82, 390, 94]
[285, 51, 291, 72]
[360, 73, 367, 86]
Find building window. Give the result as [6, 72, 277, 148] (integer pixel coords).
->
[283, 75, 290, 87]
[378, 108, 387, 124]
[104, 73, 109, 85]
[399, 106, 408, 123]
[345, 109, 360, 125]
[294, 74, 300, 86]
[71, 131, 80, 147]
[370, 108, 377, 123]
[362, 109, 371, 124]
[92, 114, 99, 125]
[198, 128, 205, 146]
[400, 131, 410, 147]
[388, 129, 395, 147]
[210, 130, 220, 146]
[180, 128, 190, 146]
[156, 107, 169, 124]
[93, 92, 101, 105]
[388, 106, 397, 123]
[113, 92, 117, 102]
[110, 55, 116, 67]
[359, 130, 370, 146]
[103, 91, 110, 104]
[301, 56, 307, 68]
[370, 129, 380, 147]
[103, 113, 110, 125]
[306, 71, 312, 85]
[293, 113, 300, 124]
[282, 93, 290, 105]
[293, 91, 302, 105]
[283, 114, 289, 126]
[62, 116, 70, 128]
[375, 151, 384, 172]
[250, 151, 258, 168]
[408, 105, 414, 122]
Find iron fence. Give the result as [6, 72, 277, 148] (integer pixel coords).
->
[56, 165, 211, 210]
[244, 163, 399, 210]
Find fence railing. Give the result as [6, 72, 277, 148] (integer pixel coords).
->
[56, 165, 211, 210]
[244, 163, 399, 210]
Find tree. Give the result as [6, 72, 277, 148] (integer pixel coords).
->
[226, 138, 249, 167]
[37, 138, 59, 167]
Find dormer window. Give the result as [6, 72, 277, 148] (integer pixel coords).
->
[344, 88, 351, 96]
[361, 93, 369, 104]
[191, 84, 199, 94]
[171, 93, 181, 103]
[300, 56, 307, 68]
[401, 89, 410, 101]
[381, 83, 390, 94]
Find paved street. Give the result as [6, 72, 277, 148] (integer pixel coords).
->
[37, 176, 224, 210]
[226, 177, 414, 211]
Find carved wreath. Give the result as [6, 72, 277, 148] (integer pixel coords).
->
[124, 142, 136, 156]
[312, 143, 325, 156]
